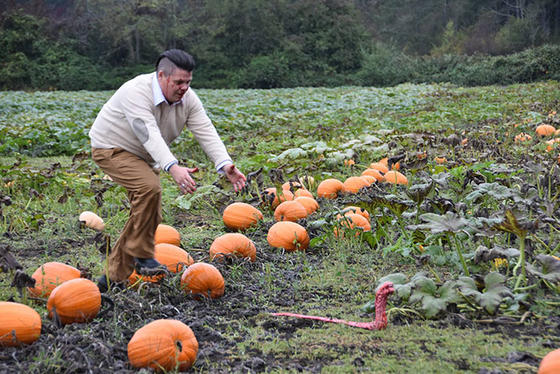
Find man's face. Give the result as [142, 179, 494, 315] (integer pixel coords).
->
[158, 68, 192, 103]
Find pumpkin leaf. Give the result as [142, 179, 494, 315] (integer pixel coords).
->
[408, 276, 460, 319]
[408, 212, 469, 234]
[526, 254, 560, 282]
[491, 209, 531, 238]
[406, 179, 434, 204]
[457, 272, 513, 315]
[465, 182, 514, 202]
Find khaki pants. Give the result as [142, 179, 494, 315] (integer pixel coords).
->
[92, 148, 162, 281]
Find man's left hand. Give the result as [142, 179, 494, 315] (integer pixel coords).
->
[223, 164, 247, 192]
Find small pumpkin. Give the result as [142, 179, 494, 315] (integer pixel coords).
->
[294, 196, 319, 215]
[369, 162, 389, 174]
[181, 263, 225, 299]
[536, 124, 556, 136]
[538, 348, 560, 374]
[128, 319, 198, 371]
[294, 188, 314, 198]
[545, 138, 560, 152]
[434, 157, 447, 164]
[222, 202, 264, 230]
[155, 224, 181, 246]
[334, 213, 371, 237]
[514, 133, 532, 142]
[274, 200, 308, 222]
[383, 170, 408, 185]
[344, 159, 355, 166]
[209, 233, 256, 262]
[342, 206, 370, 220]
[155, 243, 194, 273]
[262, 188, 294, 209]
[78, 211, 105, 231]
[343, 176, 369, 194]
[361, 168, 384, 181]
[267, 221, 310, 251]
[0, 302, 41, 346]
[281, 181, 303, 191]
[316, 178, 344, 199]
[47, 278, 101, 325]
[29, 262, 81, 298]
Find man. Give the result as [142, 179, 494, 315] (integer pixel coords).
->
[89, 49, 246, 291]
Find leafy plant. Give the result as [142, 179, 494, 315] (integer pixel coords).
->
[457, 272, 514, 315]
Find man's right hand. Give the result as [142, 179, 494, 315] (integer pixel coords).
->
[169, 164, 198, 194]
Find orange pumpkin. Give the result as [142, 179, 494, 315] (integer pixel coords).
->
[434, 157, 447, 164]
[294, 188, 314, 198]
[181, 263, 225, 299]
[538, 348, 560, 374]
[383, 170, 408, 185]
[342, 206, 370, 220]
[281, 181, 303, 191]
[209, 233, 256, 262]
[514, 133, 532, 142]
[316, 178, 344, 199]
[267, 221, 310, 251]
[361, 175, 376, 185]
[47, 278, 101, 325]
[536, 124, 556, 136]
[0, 302, 41, 346]
[344, 159, 355, 166]
[263, 188, 294, 209]
[222, 202, 263, 230]
[334, 213, 371, 237]
[343, 176, 369, 194]
[361, 168, 384, 181]
[128, 319, 198, 371]
[369, 162, 389, 174]
[155, 224, 181, 246]
[294, 196, 319, 215]
[28, 262, 81, 297]
[155, 243, 194, 273]
[274, 200, 308, 222]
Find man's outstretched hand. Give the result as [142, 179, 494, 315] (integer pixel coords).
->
[169, 164, 198, 194]
[224, 164, 246, 192]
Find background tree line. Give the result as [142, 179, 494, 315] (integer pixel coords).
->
[1, 0, 559, 90]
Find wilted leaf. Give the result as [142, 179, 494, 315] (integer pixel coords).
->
[526, 254, 560, 282]
[465, 182, 513, 202]
[457, 272, 513, 315]
[473, 245, 520, 264]
[408, 212, 469, 234]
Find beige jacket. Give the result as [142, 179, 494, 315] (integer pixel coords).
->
[89, 72, 232, 171]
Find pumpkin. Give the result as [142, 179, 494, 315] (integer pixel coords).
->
[181, 263, 225, 299]
[514, 133, 532, 142]
[274, 200, 308, 222]
[361, 175, 376, 185]
[434, 157, 447, 164]
[342, 206, 370, 220]
[383, 170, 408, 185]
[47, 278, 101, 325]
[316, 178, 344, 199]
[155, 243, 194, 273]
[369, 162, 389, 174]
[334, 213, 371, 237]
[361, 168, 384, 181]
[78, 211, 105, 231]
[343, 176, 369, 194]
[0, 302, 41, 346]
[536, 124, 556, 136]
[378, 157, 389, 166]
[344, 159, 355, 166]
[128, 271, 165, 286]
[461, 138, 468, 145]
[545, 138, 560, 152]
[128, 319, 198, 371]
[263, 188, 294, 209]
[209, 233, 256, 262]
[538, 348, 560, 374]
[281, 181, 303, 191]
[222, 202, 263, 230]
[416, 151, 427, 160]
[294, 196, 319, 215]
[294, 188, 314, 198]
[155, 224, 181, 246]
[29, 262, 81, 297]
[267, 221, 310, 251]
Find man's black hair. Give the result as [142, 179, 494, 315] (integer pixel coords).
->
[155, 49, 195, 72]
